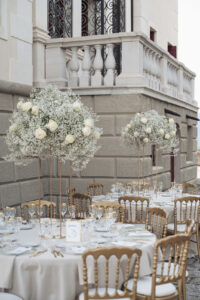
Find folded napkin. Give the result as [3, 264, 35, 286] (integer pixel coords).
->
[0, 255, 15, 289]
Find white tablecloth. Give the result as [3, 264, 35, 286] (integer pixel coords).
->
[0, 223, 156, 300]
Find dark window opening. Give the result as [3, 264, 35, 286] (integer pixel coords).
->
[168, 43, 177, 58]
[150, 28, 156, 42]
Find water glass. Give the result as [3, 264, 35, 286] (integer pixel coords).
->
[29, 204, 36, 222]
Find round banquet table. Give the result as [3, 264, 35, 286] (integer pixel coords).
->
[0, 222, 157, 300]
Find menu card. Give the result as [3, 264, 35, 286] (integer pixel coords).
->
[66, 220, 82, 242]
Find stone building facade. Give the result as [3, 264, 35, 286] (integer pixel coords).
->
[0, 0, 198, 208]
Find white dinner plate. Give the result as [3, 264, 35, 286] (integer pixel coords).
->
[0, 229, 14, 235]
[101, 232, 118, 238]
[7, 247, 32, 256]
[112, 241, 139, 247]
[95, 227, 109, 232]
[71, 247, 87, 255]
[128, 231, 153, 237]
[20, 242, 39, 248]
[0, 236, 16, 242]
[20, 224, 33, 230]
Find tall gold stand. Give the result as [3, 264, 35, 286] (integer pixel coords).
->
[69, 161, 73, 219]
[137, 144, 140, 195]
[59, 156, 63, 238]
[38, 157, 41, 224]
[156, 145, 158, 196]
[49, 149, 53, 224]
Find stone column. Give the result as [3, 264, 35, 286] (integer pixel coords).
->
[72, 0, 82, 37]
[116, 39, 145, 86]
[32, 0, 49, 87]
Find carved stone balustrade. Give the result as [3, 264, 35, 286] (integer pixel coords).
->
[45, 32, 196, 107]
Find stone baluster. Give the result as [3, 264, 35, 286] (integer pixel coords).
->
[69, 47, 80, 87]
[145, 48, 151, 86]
[152, 52, 157, 89]
[80, 45, 91, 87]
[160, 56, 168, 94]
[91, 44, 103, 86]
[149, 50, 154, 88]
[178, 67, 183, 99]
[155, 54, 161, 90]
[104, 43, 116, 86]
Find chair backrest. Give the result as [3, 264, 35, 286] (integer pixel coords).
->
[126, 181, 150, 192]
[73, 193, 92, 219]
[93, 202, 124, 222]
[145, 207, 168, 239]
[82, 246, 142, 300]
[118, 196, 149, 224]
[151, 233, 191, 299]
[67, 186, 76, 198]
[21, 200, 56, 219]
[180, 182, 196, 194]
[174, 196, 200, 233]
[88, 183, 104, 196]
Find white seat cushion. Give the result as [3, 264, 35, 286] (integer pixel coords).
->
[127, 276, 177, 297]
[167, 223, 186, 232]
[78, 288, 130, 300]
[0, 293, 22, 300]
[156, 262, 189, 277]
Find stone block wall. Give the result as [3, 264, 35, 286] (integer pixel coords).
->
[0, 92, 44, 208]
[0, 91, 198, 208]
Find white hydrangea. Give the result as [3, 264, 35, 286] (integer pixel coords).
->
[141, 117, 147, 124]
[84, 118, 94, 128]
[65, 134, 75, 144]
[35, 128, 46, 140]
[45, 120, 58, 132]
[73, 101, 81, 111]
[145, 127, 151, 134]
[22, 102, 32, 112]
[159, 129, 164, 135]
[17, 100, 23, 110]
[32, 106, 39, 116]
[82, 126, 91, 137]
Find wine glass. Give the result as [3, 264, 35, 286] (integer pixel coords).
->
[61, 203, 67, 221]
[89, 204, 96, 219]
[3, 207, 11, 222]
[159, 181, 163, 193]
[36, 206, 44, 218]
[29, 204, 36, 223]
[96, 207, 103, 220]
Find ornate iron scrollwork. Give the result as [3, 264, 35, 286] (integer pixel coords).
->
[48, 0, 72, 38]
[82, 0, 125, 36]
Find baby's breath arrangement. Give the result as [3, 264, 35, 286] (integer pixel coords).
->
[6, 85, 102, 171]
[121, 110, 179, 151]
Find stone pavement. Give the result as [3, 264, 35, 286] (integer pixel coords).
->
[186, 256, 200, 299]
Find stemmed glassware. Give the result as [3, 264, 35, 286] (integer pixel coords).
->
[36, 206, 44, 219]
[29, 204, 36, 223]
[61, 203, 67, 221]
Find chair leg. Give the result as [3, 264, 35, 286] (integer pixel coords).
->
[196, 229, 200, 261]
[178, 279, 182, 300]
[182, 276, 186, 300]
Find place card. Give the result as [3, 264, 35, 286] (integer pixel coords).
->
[66, 220, 82, 242]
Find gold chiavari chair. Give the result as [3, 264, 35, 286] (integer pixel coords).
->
[67, 186, 76, 198]
[156, 221, 194, 300]
[167, 196, 200, 259]
[88, 183, 104, 196]
[179, 182, 196, 194]
[78, 246, 142, 300]
[73, 193, 92, 219]
[127, 233, 191, 300]
[21, 200, 56, 219]
[145, 207, 168, 239]
[93, 202, 124, 222]
[119, 196, 149, 225]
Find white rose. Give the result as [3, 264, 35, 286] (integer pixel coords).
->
[35, 128, 46, 140]
[84, 118, 94, 128]
[93, 131, 100, 140]
[143, 138, 149, 143]
[17, 100, 23, 110]
[46, 120, 58, 132]
[141, 117, 147, 124]
[65, 134, 75, 145]
[165, 133, 170, 140]
[169, 118, 175, 125]
[22, 102, 32, 112]
[9, 123, 18, 133]
[127, 124, 131, 129]
[171, 131, 175, 137]
[134, 131, 139, 137]
[159, 129, 164, 135]
[82, 126, 91, 137]
[145, 127, 151, 134]
[32, 106, 39, 115]
[73, 101, 81, 111]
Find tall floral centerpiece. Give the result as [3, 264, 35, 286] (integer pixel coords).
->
[6, 86, 102, 234]
[121, 110, 179, 190]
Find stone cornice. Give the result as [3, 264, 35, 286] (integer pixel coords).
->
[0, 80, 32, 96]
